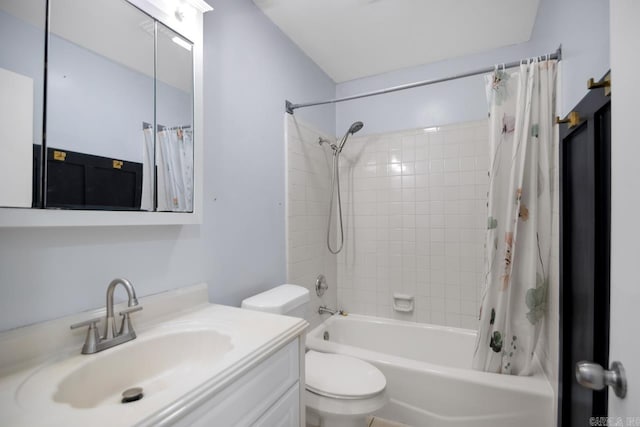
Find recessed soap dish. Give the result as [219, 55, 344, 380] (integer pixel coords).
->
[392, 293, 414, 313]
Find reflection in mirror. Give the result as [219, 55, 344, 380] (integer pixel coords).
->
[46, 0, 154, 210]
[156, 24, 194, 212]
[0, 0, 46, 208]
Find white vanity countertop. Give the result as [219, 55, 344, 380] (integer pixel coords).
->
[0, 283, 308, 427]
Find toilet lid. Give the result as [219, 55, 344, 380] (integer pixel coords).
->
[305, 351, 386, 399]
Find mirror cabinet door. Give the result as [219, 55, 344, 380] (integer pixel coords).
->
[156, 23, 194, 213]
[46, 0, 155, 210]
[0, 0, 46, 208]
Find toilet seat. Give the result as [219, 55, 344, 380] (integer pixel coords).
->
[305, 351, 386, 399]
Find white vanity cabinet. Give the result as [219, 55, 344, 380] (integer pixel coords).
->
[0, 285, 308, 427]
[174, 339, 302, 427]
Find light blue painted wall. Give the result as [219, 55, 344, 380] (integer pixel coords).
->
[0, 0, 335, 332]
[202, 0, 335, 305]
[335, 0, 610, 135]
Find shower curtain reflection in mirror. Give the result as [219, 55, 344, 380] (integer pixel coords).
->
[150, 125, 193, 212]
[141, 124, 154, 211]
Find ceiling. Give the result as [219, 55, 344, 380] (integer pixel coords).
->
[253, 0, 541, 82]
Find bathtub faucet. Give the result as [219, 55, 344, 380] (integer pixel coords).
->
[318, 305, 347, 316]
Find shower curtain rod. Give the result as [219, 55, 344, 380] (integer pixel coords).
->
[285, 46, 562, 114]
[142, 123, 192, 130]
[157, 124, 192, 130]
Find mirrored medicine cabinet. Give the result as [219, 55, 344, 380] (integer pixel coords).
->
[0, 0, 205, 226]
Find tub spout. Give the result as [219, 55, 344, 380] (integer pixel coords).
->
[318, 305, 347, 316]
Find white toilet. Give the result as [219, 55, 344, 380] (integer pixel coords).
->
[241, 284, 388, 427]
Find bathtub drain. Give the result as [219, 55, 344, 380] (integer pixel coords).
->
[323, 331, 330, 341]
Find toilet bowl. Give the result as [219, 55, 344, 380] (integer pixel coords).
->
[241, 285, 388, 427]
[305, 350, 388, 427]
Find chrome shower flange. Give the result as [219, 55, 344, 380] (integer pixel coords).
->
[315, 274, 328, 297]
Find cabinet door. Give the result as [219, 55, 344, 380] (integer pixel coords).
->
[252, 383, 300, 427]
[174, 339, 299, 427]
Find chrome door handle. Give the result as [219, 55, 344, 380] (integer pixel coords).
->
[576, 361, 627, 398]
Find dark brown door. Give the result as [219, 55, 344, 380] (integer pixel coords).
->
[559, 73, 611, 426]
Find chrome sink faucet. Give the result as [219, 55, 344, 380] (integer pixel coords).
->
[105, 278, 139, 339]
[70, 278, 143, 354]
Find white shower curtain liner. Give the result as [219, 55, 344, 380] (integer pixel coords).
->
[157, 127, 193, 212]
[472, 59, 557, 375]
[142, 126, 193, 212]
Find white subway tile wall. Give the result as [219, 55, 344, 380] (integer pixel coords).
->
[285, 116, 337, 329]
[336, 120, 489, 329]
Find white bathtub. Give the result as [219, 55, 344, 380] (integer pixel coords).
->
[306, 314, 553, 427]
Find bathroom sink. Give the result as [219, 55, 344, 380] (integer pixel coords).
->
[16, 327, 233, 410]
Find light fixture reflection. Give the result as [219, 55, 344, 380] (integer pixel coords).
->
[172, 36, 192, 51]
[423, 126, 440, 133]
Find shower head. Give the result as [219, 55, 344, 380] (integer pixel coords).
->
[337, 121, 364, 152]
[348, 121, 364, 135]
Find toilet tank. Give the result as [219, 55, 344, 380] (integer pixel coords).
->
[241, 284, 310, 319]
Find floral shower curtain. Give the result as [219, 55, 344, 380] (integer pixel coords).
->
[472, 59, 557, 375]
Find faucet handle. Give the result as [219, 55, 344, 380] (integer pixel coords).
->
[118, 306, 143, 337]
[119, 306, 143, 316]
[70, 317, 102, 330]
[70, 317, 101, 354]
